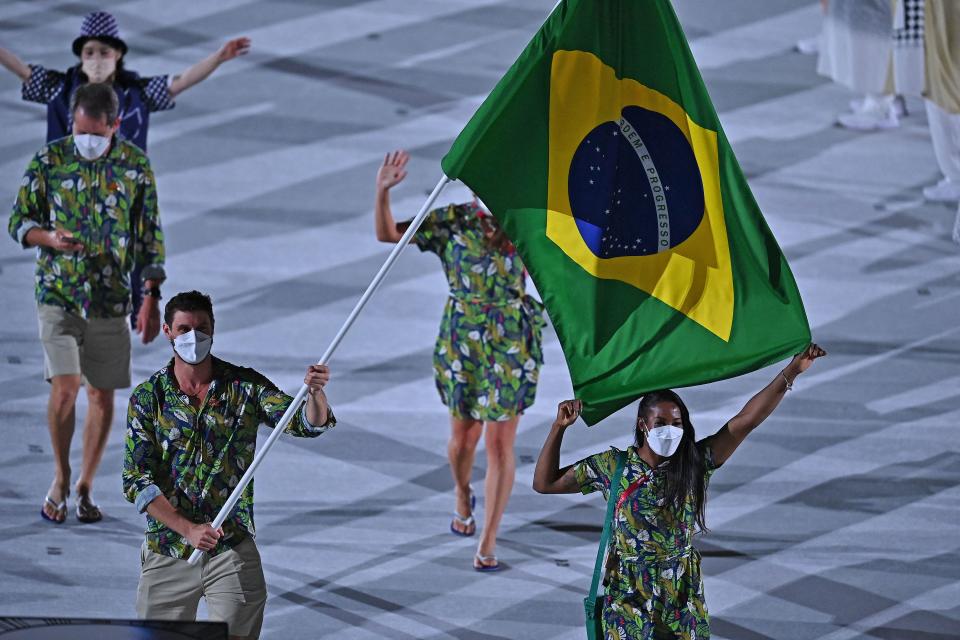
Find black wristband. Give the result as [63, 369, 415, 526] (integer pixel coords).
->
[143, 286, 162, 299]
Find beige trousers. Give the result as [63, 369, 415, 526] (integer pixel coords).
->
[136, 537, 267, 639]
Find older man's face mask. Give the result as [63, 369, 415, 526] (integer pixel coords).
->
[72, 107, 118, 161]
[80, 40, 120, 83]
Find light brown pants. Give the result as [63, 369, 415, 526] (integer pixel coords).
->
[136, 537, 267, 639]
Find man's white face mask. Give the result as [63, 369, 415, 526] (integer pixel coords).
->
[172, 329, 212, 365]
[644, 425, 684, 457]
[74, 133, 111, 160]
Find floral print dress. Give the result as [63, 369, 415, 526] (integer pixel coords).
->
[412, 203, 545, 421]
[573, 439, 721, 640]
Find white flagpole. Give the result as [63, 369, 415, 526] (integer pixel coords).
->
[187, 175, 451, 565]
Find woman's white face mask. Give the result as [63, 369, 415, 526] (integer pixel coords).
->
[80, 41, 120, 83]
[642, 423, 684, 457]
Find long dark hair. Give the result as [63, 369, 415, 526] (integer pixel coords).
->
[472, 203, 514, 254]
[636, 390, 708, 532]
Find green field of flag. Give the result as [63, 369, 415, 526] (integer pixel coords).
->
[441, 0, 811, 425]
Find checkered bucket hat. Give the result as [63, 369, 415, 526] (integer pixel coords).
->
[72, 11, 128, 56]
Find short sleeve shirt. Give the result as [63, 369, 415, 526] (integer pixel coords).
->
[573, 435, 721, 559]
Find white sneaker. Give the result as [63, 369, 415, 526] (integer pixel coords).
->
[923, 178, 960, 202]
[795, 36, 819, 55]
[848, 95, 907, 118]
[837, 98, 899, 131]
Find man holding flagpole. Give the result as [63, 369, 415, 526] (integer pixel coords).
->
[123, 290, 336, 640]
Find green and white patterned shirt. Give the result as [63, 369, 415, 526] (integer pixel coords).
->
[8, 136, 165, 318]
[124, 357, 336, 558]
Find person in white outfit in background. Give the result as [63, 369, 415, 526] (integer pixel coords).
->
[921, 0, 960, 217]
[817, 0, 924, 131]
[795, 1, 828, 55]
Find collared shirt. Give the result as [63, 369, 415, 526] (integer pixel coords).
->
[123, 357, 336, 559]
[8, 136, 165, 319]
[574, 441, 719, 562]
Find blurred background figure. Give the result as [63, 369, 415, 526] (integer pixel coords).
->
[795, 0, 827, 55]
[817, 0, 924, 131]
[921, 0, 960, 215]
[891, 0, 925, 105]
[0, 11, 250, 151]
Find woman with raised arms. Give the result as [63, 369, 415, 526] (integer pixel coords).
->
[533, 344, 826, 638]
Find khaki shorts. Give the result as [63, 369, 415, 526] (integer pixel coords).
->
[136, 537, 267, 639]
[37, 304, 131, 389]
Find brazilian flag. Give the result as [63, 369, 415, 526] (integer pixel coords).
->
[441, 0, 811, 425]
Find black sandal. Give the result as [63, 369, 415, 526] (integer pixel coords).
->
[76, 492, 102, 523]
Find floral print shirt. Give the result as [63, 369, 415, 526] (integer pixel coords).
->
[574, 440, 719, 564]
[8, 136, 165, 319]
[123, 357, 336, 559]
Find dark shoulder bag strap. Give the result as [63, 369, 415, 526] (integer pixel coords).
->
[587, 450, 627, 604]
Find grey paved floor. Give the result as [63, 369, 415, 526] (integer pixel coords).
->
[1, 1, 959, 639]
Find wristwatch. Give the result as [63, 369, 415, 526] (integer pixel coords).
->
[144, 285, 162, 299]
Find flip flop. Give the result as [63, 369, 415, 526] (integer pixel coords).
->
[450, 512, 476, 537]
[473, 553, 500, 572]
[41, 494, 67, 524]
[450, 487, 477, 537]
[76, 492, 102, 523]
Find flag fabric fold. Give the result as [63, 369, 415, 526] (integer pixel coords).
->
[443, 0, 811, 425]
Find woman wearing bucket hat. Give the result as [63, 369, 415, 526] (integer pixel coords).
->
[0, 10, 250, 152]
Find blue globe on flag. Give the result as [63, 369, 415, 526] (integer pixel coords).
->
[567, 105, 705, 258]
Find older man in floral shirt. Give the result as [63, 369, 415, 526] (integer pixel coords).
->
[124, 290, 336, 639]
[8, 82, 164, 525]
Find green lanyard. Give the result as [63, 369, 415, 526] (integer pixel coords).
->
[588, 450, 627, 604]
